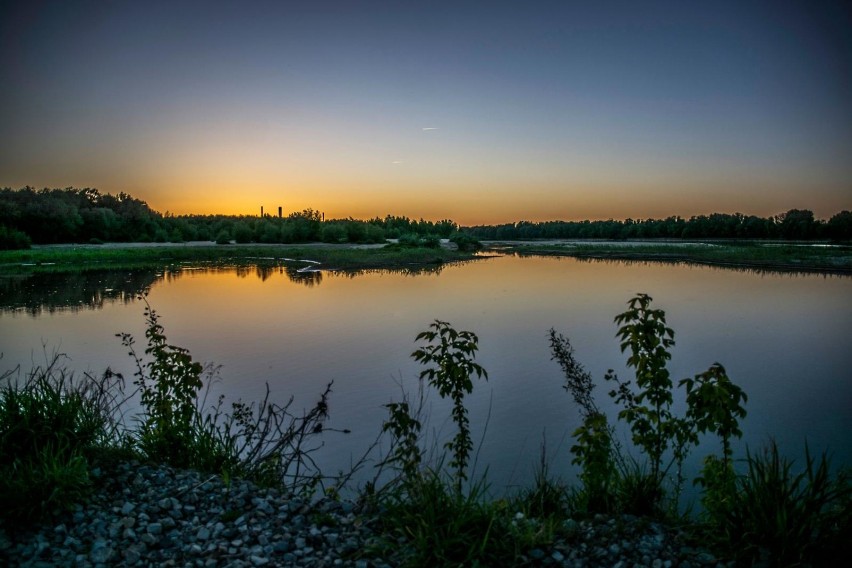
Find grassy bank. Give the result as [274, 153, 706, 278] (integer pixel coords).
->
[501, 241, 852, 274]
[0, 243, 480, 275]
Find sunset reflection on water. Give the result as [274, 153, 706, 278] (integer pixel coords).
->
[1, 255, 849, 493]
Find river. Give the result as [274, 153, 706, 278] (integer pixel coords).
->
[1, 254, 850, 499]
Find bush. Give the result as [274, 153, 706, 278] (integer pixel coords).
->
[449, 232, 483, 251]
[215, 229, 232, 244]
[0, 225, 32, 249]
[553, 294, 747, 515]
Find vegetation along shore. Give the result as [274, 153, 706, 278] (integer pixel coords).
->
[1, 294, 849, 566]
[0, 242, 482, 277]
[2, 187, 850, 276]
[500, 241, 852, 275]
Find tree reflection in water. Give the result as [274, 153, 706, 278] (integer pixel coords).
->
[0, 260, 452, 314]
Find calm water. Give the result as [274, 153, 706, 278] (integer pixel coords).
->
[2, 255, 850, 495]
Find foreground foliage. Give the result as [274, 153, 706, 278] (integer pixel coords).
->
[0, 357, 126, 522]
[1, 294, 848, 567]
[0, 298, 334, 526]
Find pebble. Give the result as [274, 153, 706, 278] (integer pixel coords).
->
[0, 461, 721, 567]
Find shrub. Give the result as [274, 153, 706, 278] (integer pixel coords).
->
[118, 301, 205, 467]
[0, 225, 32, 249]
[552, 294, 747, 515]
[412, 320, 488, 489]
[215, 229, 232, 244]
[449, 232, 483, 251]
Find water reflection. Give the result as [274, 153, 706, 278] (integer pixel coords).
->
[0, 261, 453, 314]
[0, 270, 161, 316]
[0, 254, 849, 495]
[509, 251, 852, 278]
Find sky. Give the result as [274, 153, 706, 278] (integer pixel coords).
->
[1, 0, 850, 224]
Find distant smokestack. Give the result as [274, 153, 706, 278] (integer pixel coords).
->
[278, 206, 282, 218]
[261, 206, 264, 217]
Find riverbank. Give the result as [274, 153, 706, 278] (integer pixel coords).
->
[0, 460, 724, 568]
[495, 241, 852, 275]
[4, 240, 849, 276]
[0, 242, 482, 275]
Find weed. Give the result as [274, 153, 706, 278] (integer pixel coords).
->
[553, 293, 748, 515]
[412, 320, 487, 489]
[117, 297, 334, 493]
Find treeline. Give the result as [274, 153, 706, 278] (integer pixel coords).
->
[464, 209, 852, 241]
[0, 187, 457, 249]
[2, 187, 850, 249]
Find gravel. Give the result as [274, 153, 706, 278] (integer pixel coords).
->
[0, 462, 728, 567]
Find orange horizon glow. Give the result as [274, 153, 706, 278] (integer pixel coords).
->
[134, 181, 852, 226]
[2, 2, 850, 227]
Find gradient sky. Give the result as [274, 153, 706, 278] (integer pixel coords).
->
[1, 0, 850, 224]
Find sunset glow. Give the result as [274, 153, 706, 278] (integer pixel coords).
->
[1, 1, 850, 224]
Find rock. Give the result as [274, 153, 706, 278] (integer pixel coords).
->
[89, 539, 114, 563]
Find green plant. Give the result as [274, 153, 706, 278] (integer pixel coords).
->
[571, 412, 619, 513]
[681, 363, 747, 468]
[706, 442, 851, 566]
[552, 294, 748, 514]
[683, 363, 748, 520]
[412, 320, 488, 489]
[117, 299, 334, 493]
[0, 357, 125, 523]
[381, 401, 423, 484]
[607, 293, 691, 487]
[118, 299, 204, 467]
[550, 328, 622, 512]
[376, 470, 503, 566]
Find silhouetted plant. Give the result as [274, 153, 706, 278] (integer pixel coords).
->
[682, 363, 747, 468]
[117, 298, 334, 492]
[412, 320, 488, 490]
[381, 401, 423, 485]
[607, 293, 691, 487]
[118, 299, 204, 467]
[553, 293, 748, 514]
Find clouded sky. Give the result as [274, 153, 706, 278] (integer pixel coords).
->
[1, 0, 850, 223]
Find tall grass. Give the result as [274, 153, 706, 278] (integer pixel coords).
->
[0, 301, 338, 524]
[701, 442, 851, 565]
[0, 356, 127, 522]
